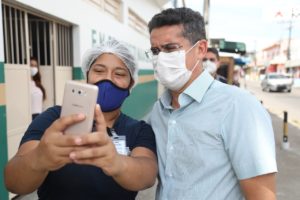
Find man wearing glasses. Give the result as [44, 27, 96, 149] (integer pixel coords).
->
[203, 47, 227, 84]
[147, 7, 277, 200]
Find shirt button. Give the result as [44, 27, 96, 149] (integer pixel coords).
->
[170, 120, 176, 125]
[170, 146, 174, 151]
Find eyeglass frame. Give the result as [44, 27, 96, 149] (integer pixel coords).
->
[145, 43, 183, 59]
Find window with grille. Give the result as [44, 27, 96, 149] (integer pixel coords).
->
[128, 9, 148, 36]
[2, 4, 27, 64]
[28, 14, 51, 65]
[2, 4, 72, 66]
[89, 0, 121, 21]
[55, 23, 73, 66]
[90, 0, 104, 8]
[104, 0, 121, 20]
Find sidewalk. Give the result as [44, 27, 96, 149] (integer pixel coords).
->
[13, 113, 300, 200]
[271, 112, 300, 200]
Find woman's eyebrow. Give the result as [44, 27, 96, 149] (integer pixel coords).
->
[115, 66, 128, 71]
[92, 63, 128, 72]
[93, 64, 106, 68]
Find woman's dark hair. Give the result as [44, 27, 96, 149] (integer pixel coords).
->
[30, 57, 46, 100]
[148, 7, 206, 44]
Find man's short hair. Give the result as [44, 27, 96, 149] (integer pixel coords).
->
[148, 7, 206, 44]
[207, 47, 220, 60]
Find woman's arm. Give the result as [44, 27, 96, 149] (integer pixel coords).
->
[4, 114, 86, 194]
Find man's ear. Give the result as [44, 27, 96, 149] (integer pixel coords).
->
[197, 40, 208, 60]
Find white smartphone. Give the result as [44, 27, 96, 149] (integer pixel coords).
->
[60, 81, 99, 135]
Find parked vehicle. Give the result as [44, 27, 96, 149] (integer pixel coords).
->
[261, 73, 293, 92]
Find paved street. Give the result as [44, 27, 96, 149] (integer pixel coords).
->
[244, 79, 300, 128]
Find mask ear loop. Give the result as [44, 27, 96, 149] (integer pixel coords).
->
[186, 40, 200, 72]
[190, 59, 200, 72]
[186, 40, 200, 54]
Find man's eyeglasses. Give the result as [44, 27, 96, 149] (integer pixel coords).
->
[145, 43, 183, 59]
[203, 58, 217, 62]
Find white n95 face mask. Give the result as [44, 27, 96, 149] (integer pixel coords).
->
[30, 67, 38, 77]
[152, 42, 199, 91]
[203, 60, 217, 75]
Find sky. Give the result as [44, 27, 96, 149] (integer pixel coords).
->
[168, 0, 300, 53]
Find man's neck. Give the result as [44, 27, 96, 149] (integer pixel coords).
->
[170, 66, 203, 109]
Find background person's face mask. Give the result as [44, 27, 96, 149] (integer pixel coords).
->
[203, 60, 217, 75]
[95, 80, 129, 112]
[30, 67, 38, 77]
[152, 42, 199, 91]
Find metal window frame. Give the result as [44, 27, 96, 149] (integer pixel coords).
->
[2, 2, 73, 67]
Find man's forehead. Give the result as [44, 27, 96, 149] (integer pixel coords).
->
[150, 25, 184, 45]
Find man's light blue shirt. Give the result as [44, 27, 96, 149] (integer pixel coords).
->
[149, 70, 277, 200]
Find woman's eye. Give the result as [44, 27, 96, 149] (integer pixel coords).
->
[115, 73, 126, 76]
[95, 69, 105, 73]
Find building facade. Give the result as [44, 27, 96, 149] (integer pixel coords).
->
[0, 0, 169, 199]
[254, 38, 300, 85]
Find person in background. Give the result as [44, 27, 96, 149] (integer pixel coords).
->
[30, 57, 46, 120]
[147, 7, 277, 200]
[5, 39, 157, 200]
[233, 65, 241, 87]
[203, 47, 227, 83]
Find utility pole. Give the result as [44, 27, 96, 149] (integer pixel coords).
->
[173, 0, 185, 8]
[203, 0, 210, 40]
[173, 0, 177, 8]
[286, 20, 292, 60]
[286, 7, 300, 60]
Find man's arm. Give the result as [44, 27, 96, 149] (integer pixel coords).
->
[240, 173, 276, 200]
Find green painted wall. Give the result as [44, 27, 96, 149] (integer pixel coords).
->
[138, 69, 154, 76]
[0, 60, 8, 199]
[122, 80, 157, 120]
[0, 105, 8, 200]
[0, 62, 4, 83]
[72, 67, 85, 80]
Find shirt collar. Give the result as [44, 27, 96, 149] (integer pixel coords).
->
[183, 70, 214, 103]
[160, 90, 173, 109]
[159, 70, 214, 108]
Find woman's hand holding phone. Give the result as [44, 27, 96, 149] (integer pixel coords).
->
[34, 113, 86, 172]
[69, 104, 123, 177]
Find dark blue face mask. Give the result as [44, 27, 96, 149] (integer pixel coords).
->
[94, 80, 130, 112]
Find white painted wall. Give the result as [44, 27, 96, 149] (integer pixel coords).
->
[15, 0, 162, 53]
[40, 66, 54, 110]
[54, 66, 73, 105]
[126, 0, 162, 23]
[4, 64, 31, 159]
